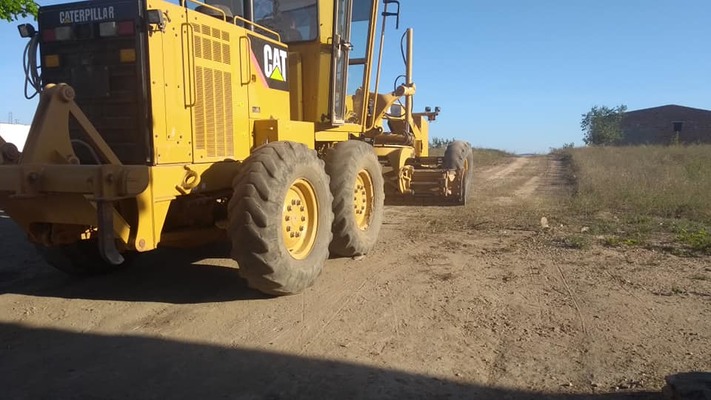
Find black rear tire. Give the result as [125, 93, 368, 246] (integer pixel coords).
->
[324, 141, 385, 257]
[443, 140, 474, 205]
[227, 142, 334, 296]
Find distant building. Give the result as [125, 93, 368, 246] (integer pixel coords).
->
[619, 105, 711, 145]
[0, 123, 31, 151]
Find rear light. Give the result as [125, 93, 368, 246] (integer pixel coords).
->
[117, 20, 134, 35]
[42, 19, 134, 42]
[120, 48, 136, 63]
[99, 21, 117, 37]
[99, 20, 134, 37]
[42, 27, 72, 42]
[42, 29, 56, 42]
[44, 55, 60, 68]
[55, 26, 73, 41]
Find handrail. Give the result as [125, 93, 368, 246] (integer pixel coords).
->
[233, 14, 281, 41]
[179, 0, 281, 42]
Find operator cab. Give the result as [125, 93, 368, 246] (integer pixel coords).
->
[253, 0, 318, 43]
[195, 0, 317, 43]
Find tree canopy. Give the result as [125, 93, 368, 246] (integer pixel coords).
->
[429, 137, 455, 149]
[580, 105, 627, 146]
[0, 0, 37, 22]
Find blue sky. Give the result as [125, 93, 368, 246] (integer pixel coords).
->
[1, 0, 710, 153]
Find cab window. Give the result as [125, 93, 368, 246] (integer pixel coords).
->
[254, 0, 318, 42]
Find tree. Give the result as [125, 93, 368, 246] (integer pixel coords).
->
[429, 137, 454, 149]
[580, 104, 627, 146]
[0, 0, 37, 22]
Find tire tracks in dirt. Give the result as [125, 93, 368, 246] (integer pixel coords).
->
[481, 157, 531, 181]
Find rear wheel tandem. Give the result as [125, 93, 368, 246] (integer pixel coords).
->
[443, 140, 474, 205]
[324, 140, 385, 257]
[227, 141, 334, 296]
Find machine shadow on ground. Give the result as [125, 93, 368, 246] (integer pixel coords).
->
[0, 215, 271, 303]
[0, 322, 663, 400]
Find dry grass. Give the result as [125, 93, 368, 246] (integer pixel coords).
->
[564, 145, 711, 254]
[567, 145, 711, 223]
[409, 145, 711, 256]
[413, 146, 711, 256]
[472, 148, 514, 167]
[429, 146, 513, 167]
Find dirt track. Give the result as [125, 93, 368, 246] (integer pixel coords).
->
[1, 156, 709, 399]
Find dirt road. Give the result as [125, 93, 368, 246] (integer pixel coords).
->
[1, 156, 709, 399]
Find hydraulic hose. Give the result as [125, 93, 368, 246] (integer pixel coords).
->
[23, 33, 41, 100]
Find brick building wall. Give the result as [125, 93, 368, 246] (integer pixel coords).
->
[619, 105, 711, 145]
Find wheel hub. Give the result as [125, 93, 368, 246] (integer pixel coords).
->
[283, 178, 318, 259]
[353, 169, 374, 230]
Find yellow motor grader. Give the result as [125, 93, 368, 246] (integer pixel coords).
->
[0, 0, 474, 295]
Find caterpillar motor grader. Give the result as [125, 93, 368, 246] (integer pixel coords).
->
[0, 0, 474, 295]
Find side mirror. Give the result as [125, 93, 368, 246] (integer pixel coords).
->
[17, 23, 37, 38]
[382, 0, 400, 30]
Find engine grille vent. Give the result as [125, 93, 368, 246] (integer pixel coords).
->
[192, 24, 233, 159]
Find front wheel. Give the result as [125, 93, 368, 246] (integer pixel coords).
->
[324, 141, 385, 257]
[443, 140, 474, 205]
[227, 142, 334, 296]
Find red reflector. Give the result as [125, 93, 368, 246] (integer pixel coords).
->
[42, 29, 56, 42]
[117, 20, 134, 35]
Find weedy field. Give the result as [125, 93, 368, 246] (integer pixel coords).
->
[424, 144, 711, 257]
[561, 145, 711, 255]
[430, 146, 513, 167]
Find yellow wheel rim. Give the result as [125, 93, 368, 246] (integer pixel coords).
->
[282, 178, 318, 260]
[353, 169, 374, 230]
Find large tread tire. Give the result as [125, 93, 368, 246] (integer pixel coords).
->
[36, 240, 135, 276]
[443, 140, 474, 205]
[227, 142, 333, 296]
[324, 141, 385, 257]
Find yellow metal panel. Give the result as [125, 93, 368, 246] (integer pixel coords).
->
[268, 41, 330, 127]
[313, 123, 362, 142]
[253, 120, 315, 149]
[373, 146, 415, 168]
[146, 1, 193, 165]
[288, 52, 304, 121]
[414, 115, 430, 157]
[246, 36, 292, 123]
[373, 146, 400, 157]
[314, 130, 349, 142]
[150, 162, 240, 200]
[131, 162, 241, 251]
